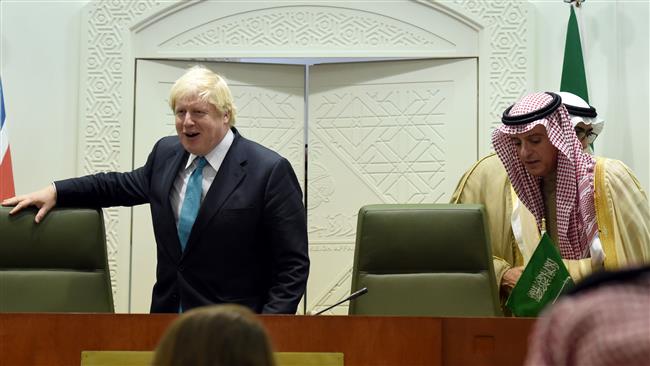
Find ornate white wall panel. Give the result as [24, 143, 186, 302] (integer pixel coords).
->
[307, 59, 477, 314]
[79, 0, 528, 313]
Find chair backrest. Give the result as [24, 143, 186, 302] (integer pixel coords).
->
[349, 204, 501, 317]
[0, 206, 114, 312]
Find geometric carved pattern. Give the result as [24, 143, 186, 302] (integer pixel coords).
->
[454, 0, 528, 151]
[162, 7, 451, 51]
[313, 86, 448, 205]
[83, 0, 162, 308]
[232, 86, 304, 178]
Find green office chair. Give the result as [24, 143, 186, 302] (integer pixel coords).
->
[348, 204, 501, 317]
[0, 206, 114, 312]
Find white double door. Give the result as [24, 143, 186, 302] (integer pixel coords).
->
[130, 58, 477, 313]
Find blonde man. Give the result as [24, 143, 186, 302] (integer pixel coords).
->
[3, 66, 310, 314]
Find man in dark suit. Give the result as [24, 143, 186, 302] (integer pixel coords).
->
[2, 66, 309, 314]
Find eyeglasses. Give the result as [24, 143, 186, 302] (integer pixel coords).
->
[574, 127, 598, 144]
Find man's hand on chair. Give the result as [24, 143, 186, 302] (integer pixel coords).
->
[2, 184, 57, 223]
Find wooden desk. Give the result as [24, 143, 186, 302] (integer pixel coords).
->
[0, 314, 535, 366]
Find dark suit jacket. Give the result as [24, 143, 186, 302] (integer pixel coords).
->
[56, 128, 309, 314]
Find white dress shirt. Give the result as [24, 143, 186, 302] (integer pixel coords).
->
[170, 129, 234, 226]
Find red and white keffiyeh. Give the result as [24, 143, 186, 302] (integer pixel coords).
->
[525, 270, 650, 366]
[492, 92, 597, 259]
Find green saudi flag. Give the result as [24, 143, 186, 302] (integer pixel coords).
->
[560, 5, 589, 103]
[506, 233, 574, 317]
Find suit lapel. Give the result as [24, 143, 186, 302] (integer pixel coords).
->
[159, 147, 188, 260]
[183, 131, 247, 257]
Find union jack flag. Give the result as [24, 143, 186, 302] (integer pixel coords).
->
[0, 78, 15, 200]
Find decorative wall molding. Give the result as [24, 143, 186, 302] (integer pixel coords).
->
[161, 6, 452, 50]
[452, 0, 529, 151]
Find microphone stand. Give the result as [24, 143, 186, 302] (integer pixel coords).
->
[314, 287, 368, 315]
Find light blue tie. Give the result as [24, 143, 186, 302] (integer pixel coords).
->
[177, 157, 208, 252]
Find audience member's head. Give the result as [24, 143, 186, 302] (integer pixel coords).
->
[524, 266, 650, 366]
[152, 304, 276, 366]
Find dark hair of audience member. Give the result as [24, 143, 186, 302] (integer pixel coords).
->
[152, 304, 276, 366]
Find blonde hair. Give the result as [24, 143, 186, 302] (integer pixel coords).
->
[169, 65, 237, 126]
[152, 304, 276, 366]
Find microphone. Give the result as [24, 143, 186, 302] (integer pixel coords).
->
[314, 287, 368, 315]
